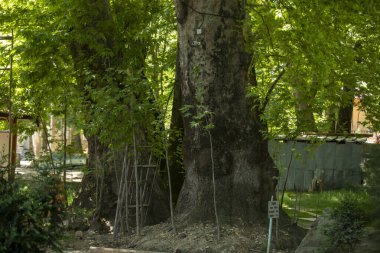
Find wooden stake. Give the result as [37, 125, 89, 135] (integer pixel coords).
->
[132, 129, 140, 235]
[165, 144, 176, 233]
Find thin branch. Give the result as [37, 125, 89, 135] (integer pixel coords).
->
[63, 96, 67, 205]
[206, 117, 220, 240]
[280, 143, 294, 208]
[261, 67, 287, 111]
[251, 8, 274, 49]
[208, 129, 220, 240]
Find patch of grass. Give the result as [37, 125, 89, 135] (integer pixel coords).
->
[281, 188, 371, 228]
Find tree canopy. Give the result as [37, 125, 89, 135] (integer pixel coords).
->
[0, 0, 177, 147]
[1, 0, 380, 139]
[246, 0, 380, 135]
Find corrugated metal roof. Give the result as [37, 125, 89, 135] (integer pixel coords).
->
[275, 135, 369, 144]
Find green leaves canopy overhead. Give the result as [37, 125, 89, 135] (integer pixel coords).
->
[1, 0, 380, 140]
[0, 0, 176, 146]
[246, 0, 380, 135]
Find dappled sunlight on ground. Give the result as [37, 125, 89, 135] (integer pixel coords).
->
[16, 166, 83, 182]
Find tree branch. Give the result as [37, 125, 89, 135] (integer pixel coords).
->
[251, 8, 274, 49]
[261, 67, 287, 111]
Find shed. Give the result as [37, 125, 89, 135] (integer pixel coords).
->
[269, 135, 369, 191]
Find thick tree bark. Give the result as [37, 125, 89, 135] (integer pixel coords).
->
[174, 0, 277, 224]
[73, 134, 115, 221]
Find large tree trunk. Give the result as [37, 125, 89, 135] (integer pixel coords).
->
[68, 0, 120, 222]
[70, 0, 169, 229]
[336, 86, 353, 133]
[336, 104, 352, 133]
[293, 88, 317, 133]
[292, 76, 318, 133]
[327, 85, 353, 134]
[174, 0, 277, 224]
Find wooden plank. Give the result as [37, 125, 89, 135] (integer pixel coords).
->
[127, 204, 150, 208]
[89, 247, 168, 253]
[136, 165, 157, 168]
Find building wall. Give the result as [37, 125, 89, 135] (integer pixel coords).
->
[352, 98, 370, 134]
[0, 131, 9, 166]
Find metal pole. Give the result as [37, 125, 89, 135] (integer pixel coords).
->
[267, 196, 274, 253]
[276, 186, 279, 244]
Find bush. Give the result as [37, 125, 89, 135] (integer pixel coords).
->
[0, 181, 63, 253]
[363, 145, 380, 226]
[323, 196, 366, 252]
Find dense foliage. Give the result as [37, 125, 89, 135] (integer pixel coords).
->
[245, 0, 380, 135]
[363, 145, 380, 226]
[0, 0, 176, 147]
[0, 0, 379, 146]
[0, 180, 63, 253]
[1, 0, 380, 232]
[323, 196, 366, 252]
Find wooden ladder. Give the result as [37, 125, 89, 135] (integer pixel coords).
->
[113, 145, 159, 238]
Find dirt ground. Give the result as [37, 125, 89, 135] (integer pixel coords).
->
[15, 166, 303, 252]
[59, 219, 380, 253]
[60, 221, 305, 253]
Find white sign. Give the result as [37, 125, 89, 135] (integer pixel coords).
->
[268, 200, 279, 219]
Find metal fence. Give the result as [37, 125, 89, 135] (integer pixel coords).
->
[269, 140, 366, 191]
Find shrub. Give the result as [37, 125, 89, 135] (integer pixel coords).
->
[323, 196, 366, 252]
[362, 145, 380, 226]
[0, 181, 63, 253]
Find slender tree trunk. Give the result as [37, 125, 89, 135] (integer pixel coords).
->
[165, 144, 176, 233]
[63, 100, 67, 204]
[174, 0, 277, 224]
[166, 45, 185, 202]
[71, 132, 83, 153]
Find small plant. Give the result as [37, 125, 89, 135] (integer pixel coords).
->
[323, 196, 366, 252]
